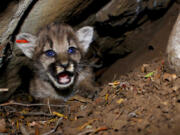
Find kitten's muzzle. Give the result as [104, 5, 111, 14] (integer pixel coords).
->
[56, 63, 74, 74]
[55, 63, 75, 85]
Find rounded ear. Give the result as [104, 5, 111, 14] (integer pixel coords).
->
[15, 33, 37, 58]
[76, 26, 94, 53]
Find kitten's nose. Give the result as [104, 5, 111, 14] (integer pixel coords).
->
[61, 61, 69, 68]
[57, 53, 69, 68]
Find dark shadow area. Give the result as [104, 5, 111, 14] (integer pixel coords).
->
[0, 0, 19, 13]
[95, 0, 174, 38]
[68, 0, 111, 26]
[17, 66, 33, 93]
[97, 2, 179, 84]
[92, 1, 175, 81]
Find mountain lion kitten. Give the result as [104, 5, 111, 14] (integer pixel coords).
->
[0, 23, 97, 102]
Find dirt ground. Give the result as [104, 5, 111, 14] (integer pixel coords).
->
[1, 57, 180, 135]
[0, 3, 180, 135]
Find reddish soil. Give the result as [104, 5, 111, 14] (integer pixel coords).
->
[1, 57, 180, 135]
[0, 3, 180, 135]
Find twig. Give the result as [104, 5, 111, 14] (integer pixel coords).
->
[77, 127, 108, 135]
[78, 119, 97, 130]
[78, 129, 95, 135]
[0, 101, 70, 119]
[0, 100, 68, 108]
[3, 106, 17, 113]
[42, 117, 63, 135]
[20, 112, 55, 117]
[47, 98, 52, 114]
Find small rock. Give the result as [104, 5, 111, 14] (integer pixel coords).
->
[86, 125, 93, 129]
[163, 73, 177, 82]
[128, 112, 137, 118]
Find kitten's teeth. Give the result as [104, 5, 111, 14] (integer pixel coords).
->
[67, 64, 74, 72]
[56, 66, 64, 74]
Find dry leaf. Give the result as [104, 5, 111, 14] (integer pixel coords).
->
[53, 111, 68, 119]
[78, 119, 97, 130]
[35, 127, 40, 135]
[116, 98, 124, 104]
[95, 126, 108, 133]
[108, 81, 120, 88]
[105, 94, 109, 101]
[0, 119, 7, 133]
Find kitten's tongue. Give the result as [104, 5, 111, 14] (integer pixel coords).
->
[58, 73, 71, 84]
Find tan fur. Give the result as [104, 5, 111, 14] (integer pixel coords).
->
[0, 23, 96, 102]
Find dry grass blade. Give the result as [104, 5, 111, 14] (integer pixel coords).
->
[20, 112, 54, 117]
[78, 129, 95, 135]
[0, 101, 68, 108]
[78, 119, 97, 130]
[20, 124, 30, 135]
[42, 117, 63, 135]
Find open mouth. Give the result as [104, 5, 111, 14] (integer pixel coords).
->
[57, 72, 74, 85]
[47, 64, 76, 89]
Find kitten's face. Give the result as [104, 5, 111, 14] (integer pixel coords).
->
[35, 24, 83, 89]
[16, 23, 94, 90]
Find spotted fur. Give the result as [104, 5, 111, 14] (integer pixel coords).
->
[0, 23, 96, 102]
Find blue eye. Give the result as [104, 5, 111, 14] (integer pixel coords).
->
[68, 47, 76, 54]
[45, 50, 56, 57]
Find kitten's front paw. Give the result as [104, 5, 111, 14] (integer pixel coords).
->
[78, 86, 99, 100]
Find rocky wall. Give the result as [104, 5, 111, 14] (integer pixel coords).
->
[0, 0, 176, 71]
